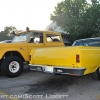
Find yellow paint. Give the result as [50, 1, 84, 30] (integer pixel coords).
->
[0, 91, 20, 100]
[30, 46, 100, 75]
[0, 30, 64, 62]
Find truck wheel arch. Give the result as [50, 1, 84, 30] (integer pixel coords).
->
[2, 51, 25, 62]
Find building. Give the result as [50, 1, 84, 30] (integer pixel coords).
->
[45, 22, 71, 45]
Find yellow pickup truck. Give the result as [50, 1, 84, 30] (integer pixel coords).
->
[0, 28, 64, 77]
[29, 38, 100, 80]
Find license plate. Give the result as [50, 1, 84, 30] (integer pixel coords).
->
[45, 66, 53, 73]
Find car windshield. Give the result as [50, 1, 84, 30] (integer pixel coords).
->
[12, 33, 29, 43]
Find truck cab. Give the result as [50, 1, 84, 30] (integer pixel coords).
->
[0, 28, 64, 77]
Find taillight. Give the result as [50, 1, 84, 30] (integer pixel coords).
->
[76, 54, 80, 63]
[29, 55, 31, 60]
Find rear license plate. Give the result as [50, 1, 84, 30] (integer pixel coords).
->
[45, 66, 53, 73]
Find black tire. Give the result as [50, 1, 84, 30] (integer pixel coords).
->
[1, 56, 23, 78]
[91, 67, 100, 80]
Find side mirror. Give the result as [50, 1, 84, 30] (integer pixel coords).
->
[11, 31, 20, 36]
[12, 31, 16, 35]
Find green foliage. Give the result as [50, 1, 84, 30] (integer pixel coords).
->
[0, 26, 17, 41]
[50, 0, 100, 42]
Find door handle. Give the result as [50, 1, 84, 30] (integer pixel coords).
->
[20, 48, 26, 50]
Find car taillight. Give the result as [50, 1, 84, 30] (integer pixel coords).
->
[29, 55, 31, 60]
[76, 54, 80, 63]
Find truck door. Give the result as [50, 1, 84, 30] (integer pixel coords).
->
[45, 33, 64, 47]
[27, 32, 45, 56]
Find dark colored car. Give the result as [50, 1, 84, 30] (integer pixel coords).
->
[72, 37, 100, 46]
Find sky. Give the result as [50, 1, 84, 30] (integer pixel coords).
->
[0, 0, 63, 31]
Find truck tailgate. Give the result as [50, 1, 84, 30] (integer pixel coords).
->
[30, 46, 78, 68]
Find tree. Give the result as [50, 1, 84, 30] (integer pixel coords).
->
[78, 0, 100, 38]
[48, 27, 54, 31]
[50, 0, 100, 42]
[4, 26, 17, 36]
[0, 26, 17, 41]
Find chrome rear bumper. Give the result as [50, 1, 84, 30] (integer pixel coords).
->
[29, 64, 86, 76]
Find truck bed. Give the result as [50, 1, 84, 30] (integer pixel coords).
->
[29, 46, 100, 76]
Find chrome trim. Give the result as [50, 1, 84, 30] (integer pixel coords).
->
[29, 64, 86, 76]
[29, 64, 43, 71]
[54, 66, 85, 70]
[29, 64, 85, 69]
[29, 64, 43, 67]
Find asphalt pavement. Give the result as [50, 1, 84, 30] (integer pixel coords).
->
[0, 65, 100, 100]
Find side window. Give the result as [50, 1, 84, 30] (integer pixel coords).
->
[46, 34, 61, 42]
[87, 40, 100, 46]
[29, 32, 43, 43]
[72, 41, 83, 46]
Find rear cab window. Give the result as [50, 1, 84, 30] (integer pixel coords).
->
[46, 34, 61, 42]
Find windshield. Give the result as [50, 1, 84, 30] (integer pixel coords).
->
[12, 33, 29, 43]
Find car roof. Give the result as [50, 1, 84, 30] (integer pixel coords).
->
[75, 37, 100, 42]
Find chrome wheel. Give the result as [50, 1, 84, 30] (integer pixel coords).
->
[9, 61, 20, 73]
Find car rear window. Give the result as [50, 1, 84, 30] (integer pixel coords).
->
[72, 40, 100, 46]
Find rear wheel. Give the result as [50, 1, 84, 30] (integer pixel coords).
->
[91, 67, 100, 80]
[1, 56, 23, 78]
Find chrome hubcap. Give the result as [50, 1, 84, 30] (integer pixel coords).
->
[9, 61, 20, 73]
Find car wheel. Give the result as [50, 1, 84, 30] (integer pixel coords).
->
[1, 56, 23, 78]
[91, 67, 100, 80]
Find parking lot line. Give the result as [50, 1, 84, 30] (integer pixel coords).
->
[0, 91, 20, 100]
